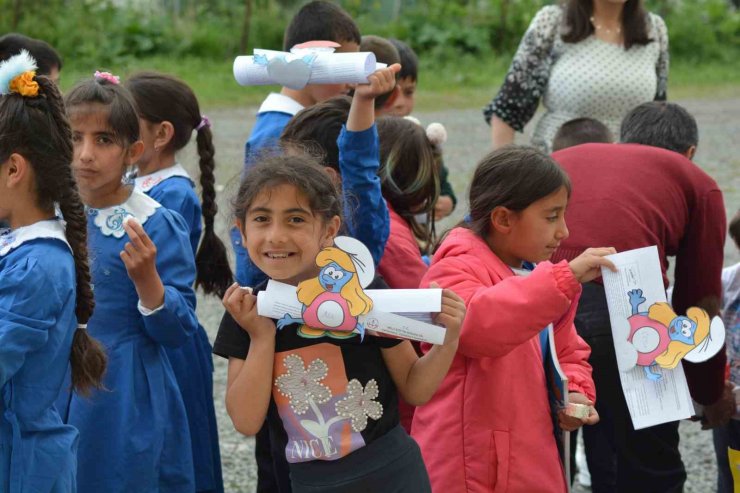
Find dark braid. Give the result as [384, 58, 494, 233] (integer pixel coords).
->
[195, 126, 232, 297]
[3, 76, 107, 395]
[126, 72, 232, 296]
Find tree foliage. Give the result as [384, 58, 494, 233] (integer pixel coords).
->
[0, 0, 736, 67]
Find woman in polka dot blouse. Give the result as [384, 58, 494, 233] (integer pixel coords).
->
[484, 0, 668, 153]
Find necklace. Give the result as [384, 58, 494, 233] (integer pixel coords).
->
[590, 16, 622, 35]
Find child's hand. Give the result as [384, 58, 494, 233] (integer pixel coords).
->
[558, 392, 599, 431]
[121, 217, 165, 309]
[430, 282, 466, 349]
[222, 283, 276, 341]
[568, 247, 617, 283]
[434, 196, 455, 220]
[353, 64, 401, 102]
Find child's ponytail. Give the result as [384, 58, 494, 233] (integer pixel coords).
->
[194, 121, 232, 297]
[30, 77, 107, 395]
[126, 72, 232, 297]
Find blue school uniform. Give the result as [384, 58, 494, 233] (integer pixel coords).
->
[0, 220, 78, 493]
[134, 165, 224, 493]
[56, 190, 198, 493]
[243, 92, 305, 171]
[135, 164, 201, 252]
[233, 93, 305, 285]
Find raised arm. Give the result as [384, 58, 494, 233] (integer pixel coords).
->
[339, 64, 400, 266]
[124, 214, 198, 348]
[429, 257, 580, 359]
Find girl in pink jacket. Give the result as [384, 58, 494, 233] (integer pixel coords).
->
[412, 146, 616, 492]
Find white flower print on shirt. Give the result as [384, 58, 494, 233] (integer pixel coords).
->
[274, 352, 386, 461]
[275, 354, 332, 414]
[335, 379, 383, 432]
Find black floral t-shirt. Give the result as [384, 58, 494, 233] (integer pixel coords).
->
[213, 279, 402, 464]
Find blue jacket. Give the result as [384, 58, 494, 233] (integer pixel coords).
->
[0, 222, 78, 493]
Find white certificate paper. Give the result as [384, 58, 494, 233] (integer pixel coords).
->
[601, 246, 695, 429]
[256, 280, 445, 345]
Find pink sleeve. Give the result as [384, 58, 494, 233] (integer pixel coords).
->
[377, 224, 428, 289]
[423, 258, 581, 359]
[551, 300, 596, 402]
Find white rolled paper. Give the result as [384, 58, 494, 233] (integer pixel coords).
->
[256, 280, 446, 344]
[233, 50, 386, 89]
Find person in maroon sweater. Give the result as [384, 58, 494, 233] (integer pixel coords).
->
[552, 111, 731, 492]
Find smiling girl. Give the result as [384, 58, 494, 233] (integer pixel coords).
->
[213, 154, 466, 493]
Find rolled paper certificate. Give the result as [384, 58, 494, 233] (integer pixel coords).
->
[256, 280, 446, 344]
[233, 49, 386, 89]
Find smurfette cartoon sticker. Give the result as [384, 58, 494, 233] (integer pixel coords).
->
[277, 236, 374, 340]
[623, 288, 725, 380]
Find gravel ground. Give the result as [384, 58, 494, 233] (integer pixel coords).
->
[179, 98, 740, 492]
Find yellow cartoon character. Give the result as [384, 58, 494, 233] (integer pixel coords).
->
[277, 237, 374, 339]
[626, 289, 723, 380]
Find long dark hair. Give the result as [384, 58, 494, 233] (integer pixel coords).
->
[466, 146, 571, 239]
[377, 117, 439, 251]
[0, 75, 106, 396]
[562, 0, 653, 50]
[125, 72, 232, 297]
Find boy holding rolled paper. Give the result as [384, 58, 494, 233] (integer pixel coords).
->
[231, 0, 364, 288]
[241, 1, 361, 170]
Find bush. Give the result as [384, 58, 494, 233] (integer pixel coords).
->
[1, 0, 737, 69]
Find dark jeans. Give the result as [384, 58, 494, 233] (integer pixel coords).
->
[575, 283, 686, 493]
[256, 409, 293, 492]
[713, 419, 740, 493]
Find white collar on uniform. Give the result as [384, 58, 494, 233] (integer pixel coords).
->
[88, 189, 161, 238]
[133, 163, 192, 192]
[257, 93, 305, 116]
[0, 219, 70, 257]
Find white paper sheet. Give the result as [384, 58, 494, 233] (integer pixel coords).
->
[233, 50, 386, 88]
[256, 280, 445, 344]
[601, 246, 695, 429]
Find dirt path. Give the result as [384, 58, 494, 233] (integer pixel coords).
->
[184, 98, 740, 492]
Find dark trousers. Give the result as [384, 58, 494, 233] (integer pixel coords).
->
[575, 283, 687, 493]
[713, 419, 740, 493]
[256, 419, 293, 492]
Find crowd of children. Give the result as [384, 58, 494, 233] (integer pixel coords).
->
[0, 1, 737, 493]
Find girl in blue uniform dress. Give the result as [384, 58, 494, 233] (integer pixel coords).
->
[56, 72, 199, 493]
[126, 71, 229, 493]
[0, 51, 106, 493]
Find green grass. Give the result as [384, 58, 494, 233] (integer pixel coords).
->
[60, 54, 740, 111]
